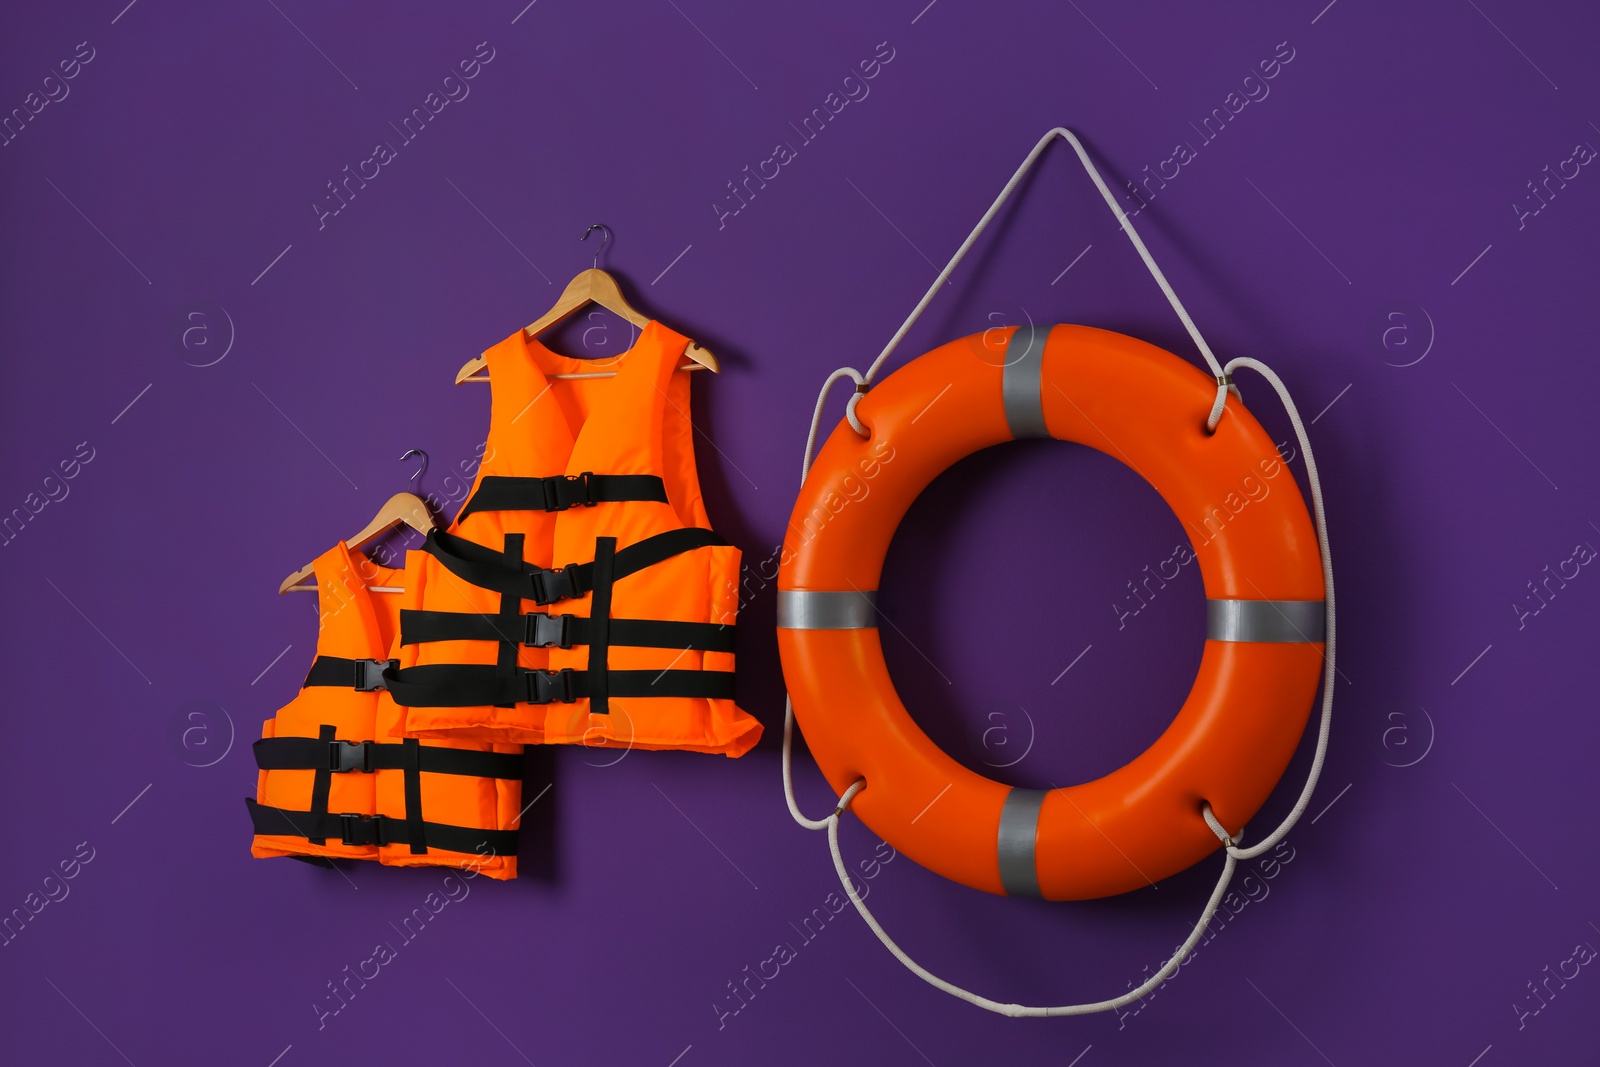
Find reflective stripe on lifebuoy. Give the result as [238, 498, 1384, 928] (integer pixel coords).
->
[777, 324, 1325, 901]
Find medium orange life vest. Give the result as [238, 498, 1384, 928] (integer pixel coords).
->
[246, 542, 523, 880]
[385, 320, 761, 756]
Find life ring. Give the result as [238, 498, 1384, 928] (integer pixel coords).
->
[777, 323, 1325, 901]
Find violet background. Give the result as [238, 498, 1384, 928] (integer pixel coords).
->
[2, 1, 1598, 1064]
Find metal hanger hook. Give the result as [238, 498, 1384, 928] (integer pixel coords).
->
[582, 223, 611, 269]
[400, 448, 428, 485]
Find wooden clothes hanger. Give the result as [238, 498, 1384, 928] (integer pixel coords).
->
[279, 455, 437, 594]
[456, 224, 720, 384]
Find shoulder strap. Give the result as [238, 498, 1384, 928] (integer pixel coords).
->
[309, 543, 387, 662]
[561, 320, 678, 483]
[479, 329, 571, 480]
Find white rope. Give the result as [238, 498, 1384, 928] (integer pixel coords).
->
[800, 367, 864, 483]
[781, 696, 833, 831]
[839, 126, 1235, 438]
[826, 783, 1240, 1017]
[780, 126, 1337, 1016]
[781, 700, 1248, 1017]
[1199, 356, 1336, 860]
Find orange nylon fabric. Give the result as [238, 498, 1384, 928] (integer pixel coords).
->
[250, 542, 521, 879]
[395, 320, 760, 755]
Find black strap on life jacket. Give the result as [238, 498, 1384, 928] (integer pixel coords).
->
[245, 798, 519, 856]
[400, 737, 426, 853]
[303, 655, 399, 691]
[457, 472, 668, 520]
[382, 664, 736, 708]
[253, 737, 523, 778]
[587, 536, 617, 714]
[405, 520, 735, 715]
[306, 724, 337, 845]
[419, 526, 725, 606]
[492, 534, 526, 709]
[249, 723, 522, 859]
[397, 608, 736, 653]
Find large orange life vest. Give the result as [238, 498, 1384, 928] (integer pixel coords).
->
[247, 542, 523, 879]
[385, 319, 761, 756]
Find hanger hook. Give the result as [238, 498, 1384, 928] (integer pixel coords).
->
[399, 448, 428, 485]
[582, 223, 611, 269]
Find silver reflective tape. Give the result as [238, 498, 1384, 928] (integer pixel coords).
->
[776, 590, 877, 629]
[996, 787, 1047, 897]
[1001, 324, 1050, 439]
[1206, 599, 1325, 643]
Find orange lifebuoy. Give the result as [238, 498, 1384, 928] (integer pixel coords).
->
[777, 323, 1325, 901]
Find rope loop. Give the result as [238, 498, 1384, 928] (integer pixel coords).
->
[1200, 803, 1243, 852]
[1205, 375, 1243, 434]
[845, 391, 870, 438]
[1205, 384, 1229, 434]
[801, 368, 867, 482]
[834, 778, 866, 817]
[848, 127, 1228, 407]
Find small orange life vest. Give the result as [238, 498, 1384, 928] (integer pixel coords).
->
[246, 542, 523, 879]
[385, 320, 761, 756]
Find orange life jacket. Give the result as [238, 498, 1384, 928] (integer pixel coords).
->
[385, 320, 761, 756]
[246, 542, 522, 879]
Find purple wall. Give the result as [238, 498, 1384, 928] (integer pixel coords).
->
[2, 1, 1597, 1064]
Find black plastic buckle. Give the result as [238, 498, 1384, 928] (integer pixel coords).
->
[529, 565, 586, 605]
[525, 612, 575, 649]
[338, 813, 384, 846]
[542, 471, 597, 511]
[573, 471, 598, 506]
[329, 740, 376, 773]
[351, 658, 396, 692]
[525, 667, 578, 704]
